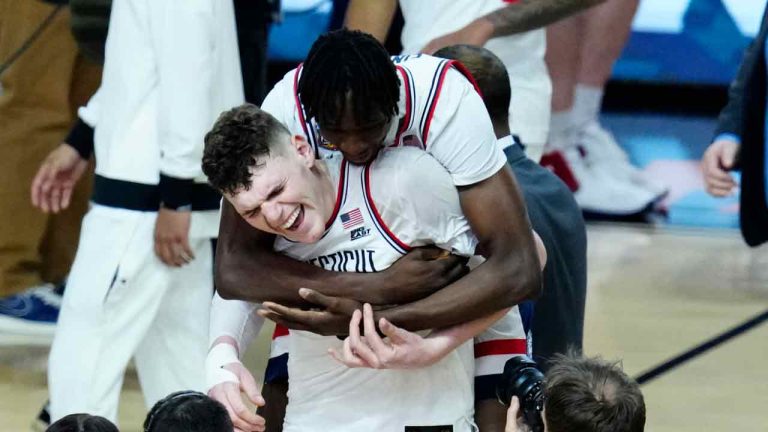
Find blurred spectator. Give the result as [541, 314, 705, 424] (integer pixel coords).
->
[46, 414, 118, 432]
[33, 0, 244, 423]
[345, 0, 604, 163]
[505, 354, 646, 432]
[702, 3, 768, 246]
[544, 0, 667, 216]
[234, 0, 276, 104]
[143, 391, 233, 432]
[69, 0, 112, 64]
[0, 0, 101, 341]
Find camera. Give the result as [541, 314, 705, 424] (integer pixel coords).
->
[496, 356, 546, 432]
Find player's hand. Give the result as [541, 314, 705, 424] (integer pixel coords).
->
[208, 363, 266, 432]
[420, 19, 494, 54]
[30, 143, 88, 213]
[329, 304, 449, 369]
[376, 247, 468, 304]
[154, 207, 194, 267]
[702, 138, 739, 197]
[258, 288, 360, 336]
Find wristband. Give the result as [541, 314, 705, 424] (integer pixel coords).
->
[205, 343, 241, 392]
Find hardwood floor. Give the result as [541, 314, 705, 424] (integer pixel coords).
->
[2, 224, 766, 431]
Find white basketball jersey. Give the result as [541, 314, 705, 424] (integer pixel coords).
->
[274, 150, 477, 432]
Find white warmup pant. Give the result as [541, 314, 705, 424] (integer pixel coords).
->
[48, 205, 214, 423]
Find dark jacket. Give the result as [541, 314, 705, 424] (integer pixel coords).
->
[714, 5, 768, 246]
[504, 143, 587, 369]
[69, 0, 112, 64]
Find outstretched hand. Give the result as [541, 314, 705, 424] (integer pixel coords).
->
[258, 288, 362, 336]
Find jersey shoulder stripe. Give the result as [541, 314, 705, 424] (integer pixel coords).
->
[292, 64, 321, 156]
[361, 163, 411, 254]
[395, 55, 484, 149]
[326, 159, 349, 230]
[394, 65, 415, 147]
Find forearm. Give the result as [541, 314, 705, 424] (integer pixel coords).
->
[478, 0, 605, 37]
[380, 168, 542, 331]
[215, 201, 384, 306]
[715, 38, 762, 139]
[344, 0, 397, 42]
[378, 250, 537, 331]
[427, 307, 510, 357]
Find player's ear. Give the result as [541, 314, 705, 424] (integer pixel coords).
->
[293, 135, 315, 167]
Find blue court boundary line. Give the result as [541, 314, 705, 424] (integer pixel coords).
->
[635, 308, 768, 385]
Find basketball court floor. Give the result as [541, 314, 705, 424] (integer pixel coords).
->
[2, 112, 767, 430]
[2, 223, 767, 431]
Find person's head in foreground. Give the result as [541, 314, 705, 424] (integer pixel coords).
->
[433, 44, 510, 139]
[542, 354, 646, 432]
[143, 391, 233, 432]
[46, 414, 119, 432]
[203, 104, 336, 244]
[299, 29, 400, 164]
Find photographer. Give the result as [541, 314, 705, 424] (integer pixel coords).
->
[501, 354, 646, 432]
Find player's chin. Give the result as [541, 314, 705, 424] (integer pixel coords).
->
[285, 227, 323, 244]
[345, 148, 379, 165]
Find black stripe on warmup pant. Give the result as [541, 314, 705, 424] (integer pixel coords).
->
[635, 308, 768, 385]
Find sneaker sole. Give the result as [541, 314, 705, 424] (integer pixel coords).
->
[0, 315, 56, 337]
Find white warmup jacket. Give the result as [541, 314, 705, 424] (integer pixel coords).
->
[78, 0, 244, 236]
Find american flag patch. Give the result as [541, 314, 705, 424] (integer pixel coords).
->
[340, 208, 364, 229]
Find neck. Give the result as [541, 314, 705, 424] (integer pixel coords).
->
[312, 159, 338, 222]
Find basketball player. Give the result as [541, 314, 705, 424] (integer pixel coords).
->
[202, 104, 544, 431]
[215, 28, 541, 343]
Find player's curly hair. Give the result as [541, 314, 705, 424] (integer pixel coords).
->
[299, 29, 400, 127]
[203, 104, 290, 195]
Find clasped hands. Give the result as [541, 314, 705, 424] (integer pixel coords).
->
[258, 289, 448, 370]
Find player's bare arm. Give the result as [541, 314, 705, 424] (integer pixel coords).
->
[483, 0, 606, 37]
[364, 165, 542, 330]
[344, 0, 398, 43]
[216, 200, 467, 308]
[421, 0, 606, 53]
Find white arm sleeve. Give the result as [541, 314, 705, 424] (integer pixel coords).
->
[209, 292, 264, 355]
[424, 68, 507, 186]
[155, 0, 215, 179]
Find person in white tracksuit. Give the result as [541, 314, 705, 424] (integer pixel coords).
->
[30, 0, 244, 423]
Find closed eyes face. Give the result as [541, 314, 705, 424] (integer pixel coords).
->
[225, 135, 333, 243]
[316, 105, 392, 164]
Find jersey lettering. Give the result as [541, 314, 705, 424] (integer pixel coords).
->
[307, 249, 378, 273]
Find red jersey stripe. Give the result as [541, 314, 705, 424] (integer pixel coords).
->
[474, 339, 527, 358]
[273, 324, 289, 339]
